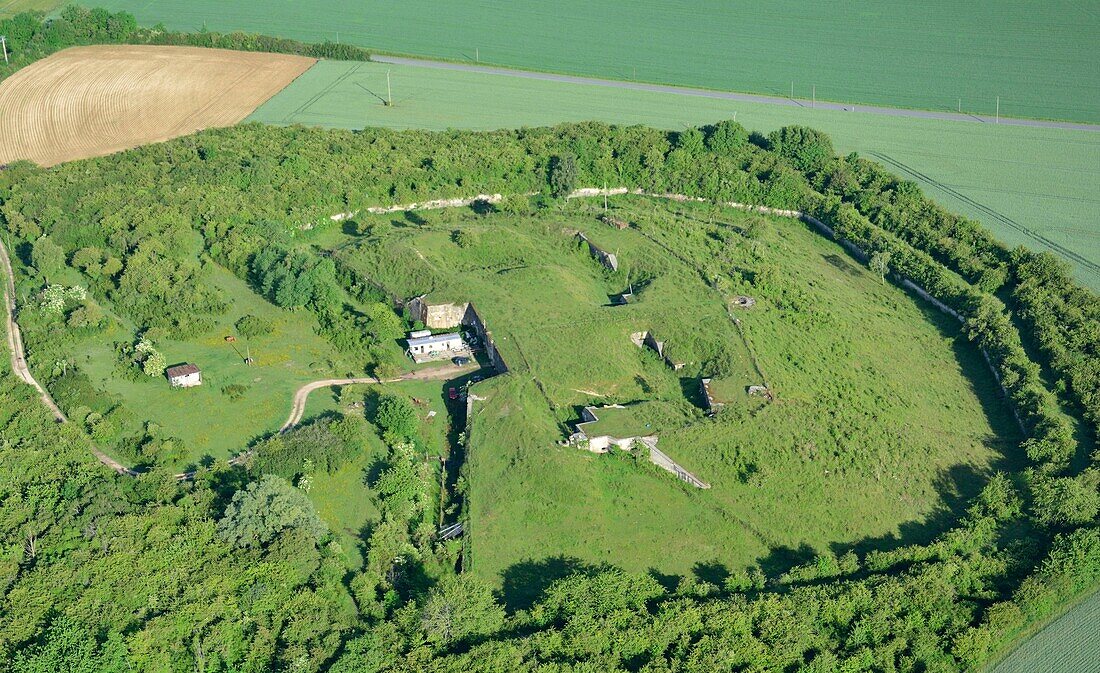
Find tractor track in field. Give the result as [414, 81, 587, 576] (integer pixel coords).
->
[371, 55, 1100, 133]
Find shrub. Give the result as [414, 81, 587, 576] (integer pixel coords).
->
[217, 475, 328, 549]
[235, 314, 273, 338]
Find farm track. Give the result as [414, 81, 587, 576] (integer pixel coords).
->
[0, 238, 137, 475]
[0, 45, 315, 166]
[279, 362, 478, 432]
[372, 56, 1100, 133]
[2, 234, 475, 477]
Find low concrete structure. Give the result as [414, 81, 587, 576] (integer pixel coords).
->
[575, 232, 618, 271]
[408, 295, 470, 329]
[566, 404, 709, 488]
[406, 332, 466, 363]
[631, 331, 685, 370]
[166, 363, 202, 388]
[700, 378, 722, 415]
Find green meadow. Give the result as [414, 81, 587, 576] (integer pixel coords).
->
[57, 262, 345, 469]
[99, 0, 1099, 123]
[323, 196, 1019, 589]
[250, 59, 1100, 290]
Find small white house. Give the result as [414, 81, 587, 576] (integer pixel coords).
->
[166, 363, 202, 388]
[406, 333, 464, 359]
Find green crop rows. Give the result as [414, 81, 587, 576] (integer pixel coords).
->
[250, 59, 1100, 289]
[97, 0, 1099, 123]
[988, 589, 1100, 673]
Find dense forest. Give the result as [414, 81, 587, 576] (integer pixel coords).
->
[0, 8, 1098, 672]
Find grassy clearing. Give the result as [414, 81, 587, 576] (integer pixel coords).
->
[101, 0, 1098, 122]
[297, 377, 461, 569]
[328, 196, 1019, 589]
[333, 206, 759, 417]
[250, 59, 1100, 290]
[64, 262, 344, 469]
[986, 588, 1100, 673]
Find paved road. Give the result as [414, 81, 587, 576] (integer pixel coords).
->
[279, 362, 478, 432]
[0, 238, 137, 476]
[372, 55, 1100, 133]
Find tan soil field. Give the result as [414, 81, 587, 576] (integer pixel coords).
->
[0, 45, 315, 166]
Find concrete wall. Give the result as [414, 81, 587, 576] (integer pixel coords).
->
[463, 304, 509, 373]
[575, 232, 618, 271]
[408, 296, 470, 329]
[646, 441, 709, 489]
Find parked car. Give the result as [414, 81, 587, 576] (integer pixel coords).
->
[452, 356, 471, 366]
[448, 387, 458, 400]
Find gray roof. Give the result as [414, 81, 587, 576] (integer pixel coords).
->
[407, 333, 462, 347]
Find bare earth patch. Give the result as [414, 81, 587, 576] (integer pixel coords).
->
[0, 45, 315, 166]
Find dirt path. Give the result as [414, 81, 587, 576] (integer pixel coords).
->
[0, 238, 137, 475]
[280, 362, 477, 432]
[372, 55, 1100, 133]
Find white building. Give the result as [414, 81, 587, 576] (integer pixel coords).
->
[406, 333, 464, 361]
[166, 363, 202, 388]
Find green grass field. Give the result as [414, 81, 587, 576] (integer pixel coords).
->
[0, 0, 59, 18]
[987, 589, 1100, 673]
[60, 262, 348, 469]
[249, 59, 1100, 290]
[97, 0, 1099, 123]
[323, 196, 1019, 590]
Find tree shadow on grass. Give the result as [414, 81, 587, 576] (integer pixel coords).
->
[499, 555, 607, 613]
[757, 542, 817, 579]
[828, 462, 990, 562]
[692, 560, 731, 587]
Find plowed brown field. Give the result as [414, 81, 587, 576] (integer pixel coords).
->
[0, 45, 314, 166]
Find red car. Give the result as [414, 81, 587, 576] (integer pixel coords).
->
[448, 387, 458, 400]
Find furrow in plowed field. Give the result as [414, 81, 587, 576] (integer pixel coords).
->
[0, 45, 314, 166]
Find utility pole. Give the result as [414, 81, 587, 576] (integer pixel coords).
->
[1, 36, 8, 65]
[958, 98, 961, 113]
[475, 47, 479, 62]
[996, 96, 1000, 124]
[386, 70, 392, 106]
[603, 182, 608, 212]
[790, 81, 794, 100]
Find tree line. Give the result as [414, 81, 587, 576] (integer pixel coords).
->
[0, 10, 1097, 669]
[0, 6, 368, 88]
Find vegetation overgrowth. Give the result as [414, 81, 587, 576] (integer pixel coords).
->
[94, 0, 1100, 123]
[0, 76, 1097, 671]
[249, 59, 1100, 289]
[328, 201, 1017, 582]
